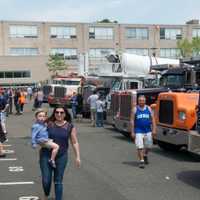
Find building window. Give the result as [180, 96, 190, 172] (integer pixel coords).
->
[126, 28, 149, 40]
[9, 48, 39, 56]
[9, 25, 38, 38]
[160, 28, 182, 40]
[192, 28, 200, 38]
[160, 48, 181, 58]
[50, 26, 76, 39]
[125, 48, 149, 56]
[50, 48, 78, 60]
[89, 27, 113, 39]
[89, 48, 114, 61]
[0, 71, 31, 79]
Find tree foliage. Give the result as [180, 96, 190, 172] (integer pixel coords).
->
[192, 37, 200, 56]
[177, 37, 200, 58]
[47, 54, 68, 75]
[98, 19, 118, 23]
[177, 38, 193, 58]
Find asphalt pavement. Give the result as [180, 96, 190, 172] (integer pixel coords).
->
[0, 101, 200, 200]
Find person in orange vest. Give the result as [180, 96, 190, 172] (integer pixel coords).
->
[19, 90, 26, 114]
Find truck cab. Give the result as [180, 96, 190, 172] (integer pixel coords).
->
[153, 57, 200, 154]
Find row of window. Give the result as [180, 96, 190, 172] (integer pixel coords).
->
[0, 71, 31, 79]
[8, 47, 181, 58]
[8, 25, 200, 40]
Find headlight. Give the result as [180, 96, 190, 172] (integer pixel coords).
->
[178, 111, 186, 120]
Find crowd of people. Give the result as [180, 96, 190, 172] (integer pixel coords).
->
[0, 85, 156, 199]
[0, 86, 46, 157]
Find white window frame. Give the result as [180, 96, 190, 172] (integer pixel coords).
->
[126, 28, 149, 40]
[50, 26, 77, 39]
[9, 48, 39, 56]
[89, 27, 113, 40]
[50, 48, 78, 60]
[9, 25, 38, 38]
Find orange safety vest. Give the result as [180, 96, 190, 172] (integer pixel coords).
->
[19, 93, 26, 104]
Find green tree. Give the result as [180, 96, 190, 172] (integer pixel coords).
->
[98, 19, 118, 23]
[47, 54, 68, 76]
[192, 37, 200, 56]
[177, 38, 193, 58]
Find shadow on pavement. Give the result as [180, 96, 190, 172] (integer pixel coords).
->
[112, 135, 132, 143]
[151, 148, 200, 162]
[122, 161, 139, 168]
[177, 170, 200, 189]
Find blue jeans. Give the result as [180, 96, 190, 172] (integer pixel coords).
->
[72, 105, 77, 118]
[96, 112, 103, 127]
[39, 149, 68, 200]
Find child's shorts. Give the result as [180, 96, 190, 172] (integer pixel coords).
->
[40, 139, 54, 149]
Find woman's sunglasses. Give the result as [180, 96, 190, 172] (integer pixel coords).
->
[55, 111, 65, 115]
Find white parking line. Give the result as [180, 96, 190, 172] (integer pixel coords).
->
[3, 150, 15, 154]
[2, 145, 12, 147]
[0, 182, 34, 186]
[0, 158, 17, 161]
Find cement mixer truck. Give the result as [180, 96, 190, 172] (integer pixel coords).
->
[104, 53, 179, 90]
[106, 53, 180, 128]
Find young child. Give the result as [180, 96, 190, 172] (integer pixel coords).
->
[31, 108, 59, 168]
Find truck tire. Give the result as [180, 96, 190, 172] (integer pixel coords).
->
[157, 141, 181, 151]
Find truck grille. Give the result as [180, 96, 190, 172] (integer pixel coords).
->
[159, 100, 173, 125]
[120, 95, 132, 119]
[54, 86, 66, 98]
[111, 93, 119, 116]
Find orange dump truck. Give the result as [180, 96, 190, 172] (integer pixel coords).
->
[153, 91, 200, 154]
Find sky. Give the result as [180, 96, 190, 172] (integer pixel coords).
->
[0, 0, 200, 24]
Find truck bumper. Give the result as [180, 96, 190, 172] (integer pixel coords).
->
[156, 125, 200, 155]
[115, 118, 131, 133]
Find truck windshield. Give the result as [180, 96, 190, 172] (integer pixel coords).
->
[111, 80, 121, 90]
[62, 80, 80, 85]
[160, 75, 184, 88]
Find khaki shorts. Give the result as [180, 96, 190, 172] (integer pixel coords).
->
[40, 139, 54, 149]
[135, 132, 153, 149]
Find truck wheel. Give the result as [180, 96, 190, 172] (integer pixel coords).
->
[157, 141, 181, 151]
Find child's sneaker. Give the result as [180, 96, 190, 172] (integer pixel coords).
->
[49, 159, 56, 168]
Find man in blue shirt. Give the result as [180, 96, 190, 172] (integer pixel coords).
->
[130, 95, 156, 168]
[71, 92, 78, 119]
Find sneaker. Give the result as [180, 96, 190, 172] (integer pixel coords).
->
[144, 156, 149, 165]
[139, 161, 145, 169]
[49, 160, 56, 168]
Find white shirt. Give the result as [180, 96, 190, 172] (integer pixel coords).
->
[37, 91, 44, 101]
[96, 99, 104, 112]
[27, 87, 32, 94]
[87, 94, 98, 109]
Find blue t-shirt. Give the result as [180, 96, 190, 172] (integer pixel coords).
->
[134, 105, 152, 134]
[47, 122, 73, 156]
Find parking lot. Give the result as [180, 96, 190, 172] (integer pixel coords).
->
[0, 102, 200, 200]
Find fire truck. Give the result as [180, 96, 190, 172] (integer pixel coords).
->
[46, 74, 83, 107]
[153, 57, 200, 154]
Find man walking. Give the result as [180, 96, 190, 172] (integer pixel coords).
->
[87, 91, 98, 127]
[71, 92, 78, 119]
[130, 95, 156, 169]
